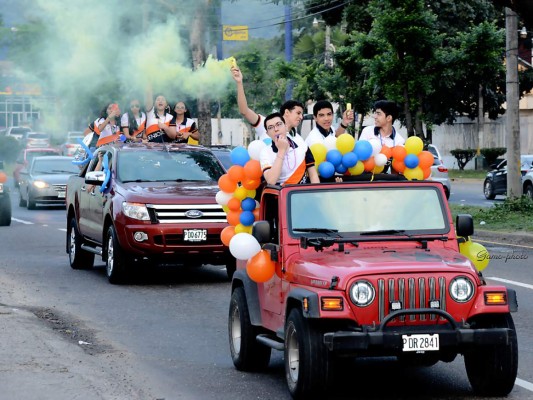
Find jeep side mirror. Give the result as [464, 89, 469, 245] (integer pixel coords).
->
[456, 214, 474, 238]
[252, 220, 271, 244]
[85, 170, 106, 185]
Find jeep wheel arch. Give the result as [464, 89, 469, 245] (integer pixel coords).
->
[232, 270, 262, 326]
[286, 288, 321, 319]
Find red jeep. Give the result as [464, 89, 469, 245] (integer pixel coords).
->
[228, 177, 518, 399]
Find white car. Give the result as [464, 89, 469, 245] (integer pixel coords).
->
[522, 169, 533, 199]
[60, 131, 84, 156]
[428, 144, 451, 199]
[5, 126, 33, 141]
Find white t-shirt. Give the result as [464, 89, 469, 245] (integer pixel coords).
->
[305, 126, 335, 146]
[251, 114, 268, 141]
[145, 108, 174, 142]
[360, 126, 405, 148]
[120, 112, 147, 139]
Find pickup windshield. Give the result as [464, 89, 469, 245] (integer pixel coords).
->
[118, 149, 225, 183]
[289, 186, 448, 237]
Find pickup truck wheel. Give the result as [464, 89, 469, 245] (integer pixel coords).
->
[483, 180, 495, 200]
[285, 308, 331, 399]
[18, 189, 27, 207]
[228, 287, 271, 371]
[27, 191, 37, 210]
[105, 225, 128, 284]
[67, 218, 95, 270]
[464, 314, 518, 396]
[226, 257, 236, 280]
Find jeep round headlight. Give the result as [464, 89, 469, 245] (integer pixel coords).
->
[350, 280, 375, 307]
[122, 202, 150, 221]
[449, 276, 474, 303]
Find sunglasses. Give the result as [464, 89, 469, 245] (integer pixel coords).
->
[131, 104, 140, 108]
[175, 106, 186, 110]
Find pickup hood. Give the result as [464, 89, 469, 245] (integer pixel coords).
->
[290, 247, 475, 290]
[117, 181, 220, 203]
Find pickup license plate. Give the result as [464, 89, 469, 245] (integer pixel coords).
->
[183, 229, 207, 242]
[402, 334, 439, 352]
[57, 191, 66, 198]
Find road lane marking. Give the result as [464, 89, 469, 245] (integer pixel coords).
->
[11, 218, 33, 225]
[58, 228, 67, 232]
[516, 378, 533, 392]
[486, 277, 533, 290]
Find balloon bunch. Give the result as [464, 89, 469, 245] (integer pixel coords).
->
[216, 141, 276, 283]
[72, 137, 94, 166]
[459, 237, 490, 271]
[389, 136, 434, 180]
[309, 135, 392, 178]
[100, 154, 111, 193]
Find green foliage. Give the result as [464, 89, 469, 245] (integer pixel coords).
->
[0, 136, 22, 164]
[480, 147, 506, 167]
[450, 149, 477, 170]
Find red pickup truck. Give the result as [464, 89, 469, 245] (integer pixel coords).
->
[65, 143, 233, 283]
[228, 176, 518, 399]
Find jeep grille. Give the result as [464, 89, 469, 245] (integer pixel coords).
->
[377, 276, 447, 322]
[147, 204, 227, 224]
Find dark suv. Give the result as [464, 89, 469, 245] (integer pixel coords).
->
[66, 143, 233, 283]
[483, 155, 533, 199]
[0, 160, 12, 226]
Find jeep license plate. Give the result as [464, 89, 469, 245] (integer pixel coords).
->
[183, 229, 207, 242]
[402, 334, 439, 352]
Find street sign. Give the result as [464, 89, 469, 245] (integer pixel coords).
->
[223, 25, 249, 41]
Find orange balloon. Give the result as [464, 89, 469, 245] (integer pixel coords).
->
[242, 178, 260, 190]
[246, 250, 275, 283]
[392, 145, 407, 162]
[362, 157, 375, 172]
[380, 145, 392, 159]
[226, 210, 242, 226]
[392, 159, 405, 173]
[228, 165, 245, 183]
[220, 225, 235, 246]
[243, 159, 263, 180]
[218, 174, 237, 193]
[252, 208, 260, 220]
[422, 167, 431, 179]
[0, 171, 6, 183]
[418, 151, 434, 169]
[227, 197, 241, 211]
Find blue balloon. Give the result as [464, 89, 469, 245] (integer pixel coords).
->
[326, 149, 342, 166]
[404, 154, 420, 169]
[318, 161, 335, 178]
[119, 134, 127, 142]
[241, 197, 256, 212]
[335, 164, 347, 174]
[230, 146, 250, 166]
[263, 138, 272, 145]
[341, 152, 358, 168]
[100, 155, 111, 193]
[355, 140, 373, 161]
[240, 210, 255, 226]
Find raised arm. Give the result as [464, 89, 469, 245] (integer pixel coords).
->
[231, 67, 261, 125]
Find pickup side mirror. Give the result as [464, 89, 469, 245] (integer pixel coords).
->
[456, 214, 474, 238]
[252, 220, 271, 244]
[85, 170, 106, 185]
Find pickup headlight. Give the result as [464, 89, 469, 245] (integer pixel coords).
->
[122, 202, 150, 221]
[350, 280, 375, 307]
[449, 276, 474, 303]
[33, 180, 49, 189]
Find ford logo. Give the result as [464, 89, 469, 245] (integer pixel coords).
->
[185, 210, 203, 218]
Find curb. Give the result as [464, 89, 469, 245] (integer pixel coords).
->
[472, 229, 533, 246]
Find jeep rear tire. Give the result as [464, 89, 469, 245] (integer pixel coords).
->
[464, 314, 518, 396]
[285, 308, 331, 399]
[67, 217, 95, 270]
[228, 287, 271, 371]
[105, 225, 128, 284]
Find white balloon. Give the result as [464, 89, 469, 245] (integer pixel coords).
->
[323, 135, 337, 151]
[247, 140, 267, 160]
[369, 138, 382, 156]
[374, 153, 388, 167]
[216, 190, 233, 206]
[229, 233, 261, 260]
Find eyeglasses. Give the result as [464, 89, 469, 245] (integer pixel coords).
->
[131, 104, 140, 108]
[175, 106, 186, 110]
[266, 121, 284, 131]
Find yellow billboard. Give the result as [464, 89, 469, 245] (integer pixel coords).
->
[223, 25, 249, 41]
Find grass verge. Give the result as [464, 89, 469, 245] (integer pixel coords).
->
[450, 196, 533, 232]
[448, 169, 487, 180]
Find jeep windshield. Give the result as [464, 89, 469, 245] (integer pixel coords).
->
[289, 186, 449, 239]
[118, 150, 225, 183]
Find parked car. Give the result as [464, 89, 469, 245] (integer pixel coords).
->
[483, 155, 533, 199]
[60, 131, 84, 156]
[21, 132, 51, 148]
[430, 156, 451, 199]
[13, 147, 61, 187]
[18, 156, 78, 209]
[522, 169, 533, 199]
[65, 143, 232, 283]
[208, 145, 233, 170]
[5, 126, 32, 141]
[0, 160, 12, 226]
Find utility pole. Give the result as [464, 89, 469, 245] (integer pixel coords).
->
[284, 4, 293, 101]
[505, 8, 521, 198]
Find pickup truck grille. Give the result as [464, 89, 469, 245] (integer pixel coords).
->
[377, 276, 447, 323]
[52, 184, 67, 192]
[147, 204, 227, 224]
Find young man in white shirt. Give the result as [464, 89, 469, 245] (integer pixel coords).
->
[305, 100, 354, 146]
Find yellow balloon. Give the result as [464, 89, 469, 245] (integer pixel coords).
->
[310, 143, 327, 164]
[405, 136, 424, 155]
[336, 133, 356, 155]
[373, 165, 385, 174]
[468, 242, 490, 271]
[235, 223, 253, 234]
[233, 186, 248, 200]
[247, 189, 256, 199]
[404, 166, 424, 180]
[222, 205, 229, 213]
[348, 161, 365, 175]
